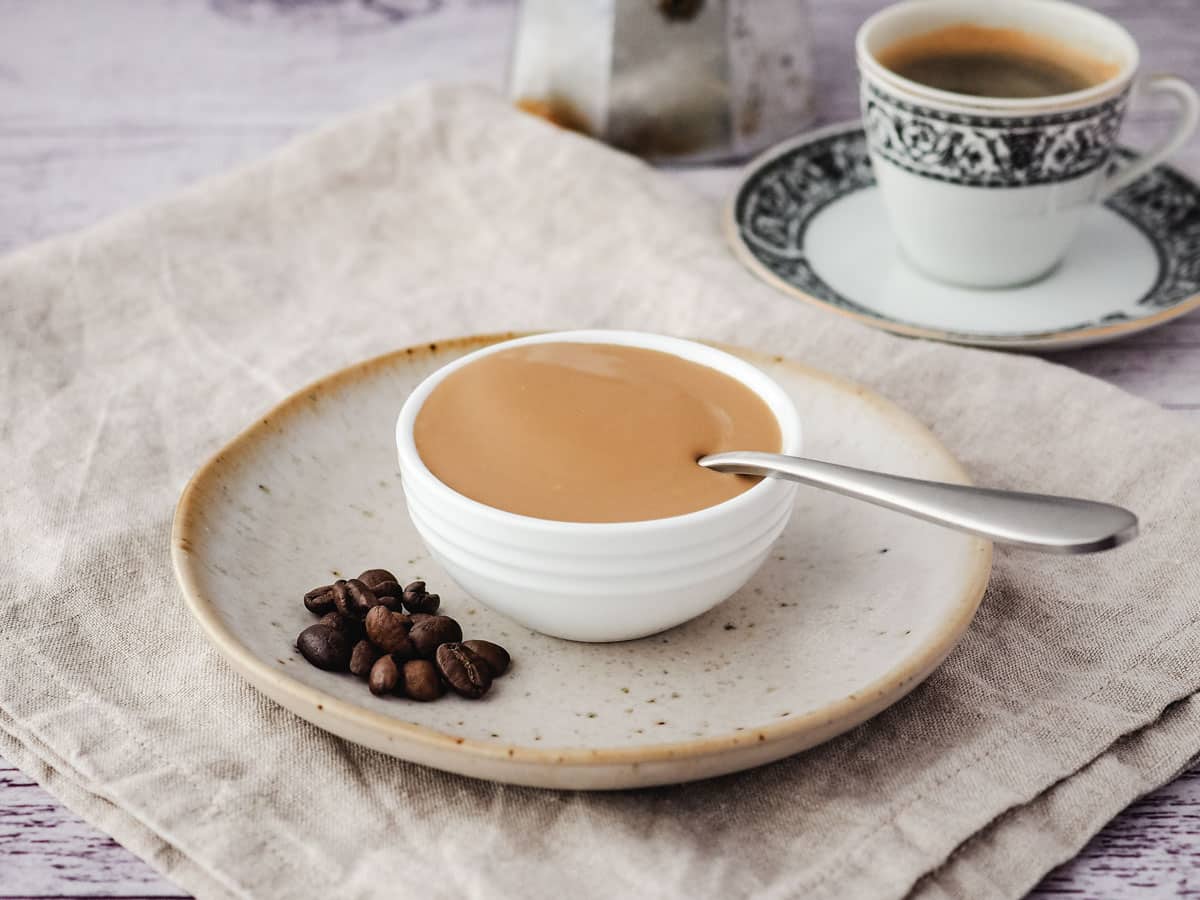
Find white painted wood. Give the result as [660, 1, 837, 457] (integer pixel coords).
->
[0, 763, 185, 896]
[0, 0, 514, 254]
[0, 0, 1197, 897]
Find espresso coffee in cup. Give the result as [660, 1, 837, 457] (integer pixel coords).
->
[857, 0, 1200, 288]
[876, 24, 1117, 99]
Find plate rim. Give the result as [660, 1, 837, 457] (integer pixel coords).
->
[724, 120, 1200, 351]
[171, 334, 993, 772]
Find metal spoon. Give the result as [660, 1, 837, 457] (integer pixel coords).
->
[698, 451, 1138, 554]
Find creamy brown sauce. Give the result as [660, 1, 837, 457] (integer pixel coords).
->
[413, 342, 782, 523]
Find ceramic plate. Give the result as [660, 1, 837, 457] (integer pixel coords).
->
[726, 122, 1200, 350]
[172, 335, 991, 789]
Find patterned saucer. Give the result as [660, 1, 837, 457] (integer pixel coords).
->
[726, 121, 1200, 350]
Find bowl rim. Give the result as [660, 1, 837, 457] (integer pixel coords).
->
[395, 330, 802, 533]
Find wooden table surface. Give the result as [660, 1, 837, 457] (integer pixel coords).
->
[2, 1, 1198, 896]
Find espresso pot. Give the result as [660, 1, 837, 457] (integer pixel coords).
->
[508, 0, 814, 163]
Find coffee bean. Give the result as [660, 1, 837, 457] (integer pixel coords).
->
[402, 659, 444, 701]
[297, 624, 351, 671]
[345, 578, 385, 617]
[358, 569, 402, 602]
[463, 640, 510, 677]
[368, 655, 400, 696]
[303, 584, 337, 615]
[364, 606, 414, 657]
[358, 568, 398, 590]
[402, 580, 441, 615]
[331, 580, 354, 618]
[374, 580, 403, 598]
[409, 615, 462, 659]
[317, 611, 346, 630]
[295, 575, 509, 704]
[407, 592, 440, 615]
[349, 640, 379, 678]
[435, 643, 492, 699]
[317, 611, 363, 642]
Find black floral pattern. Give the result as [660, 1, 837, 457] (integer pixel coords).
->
[862, 82, 1129, 188]
[1108, 153, 1200, 309]
[731, 126, 1200, 342]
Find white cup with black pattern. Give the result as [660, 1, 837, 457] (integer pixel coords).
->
[856, 0, 1199, 288]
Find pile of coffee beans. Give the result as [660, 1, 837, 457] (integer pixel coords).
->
[295, 569, 510, 701]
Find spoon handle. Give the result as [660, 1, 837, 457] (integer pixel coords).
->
[699, 451, 1138, 554]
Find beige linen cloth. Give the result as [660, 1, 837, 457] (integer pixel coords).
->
[2, 84, 1200, 900]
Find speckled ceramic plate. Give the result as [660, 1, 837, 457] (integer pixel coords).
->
[171, 335, 991, 789]
[726, 122, 1200, 351]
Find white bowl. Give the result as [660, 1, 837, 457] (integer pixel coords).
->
[395, 331, 802, 641]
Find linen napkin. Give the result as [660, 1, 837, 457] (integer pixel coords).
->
[2, 84, 1199, 900]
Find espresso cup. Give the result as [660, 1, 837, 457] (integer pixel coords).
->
[857, 0, 1200, 288]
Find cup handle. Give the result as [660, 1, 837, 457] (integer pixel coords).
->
[1097, 74, 1200, 200]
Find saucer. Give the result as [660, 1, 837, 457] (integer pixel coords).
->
[172, 335, 990, 789]
[726, 122, 1200, 350]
